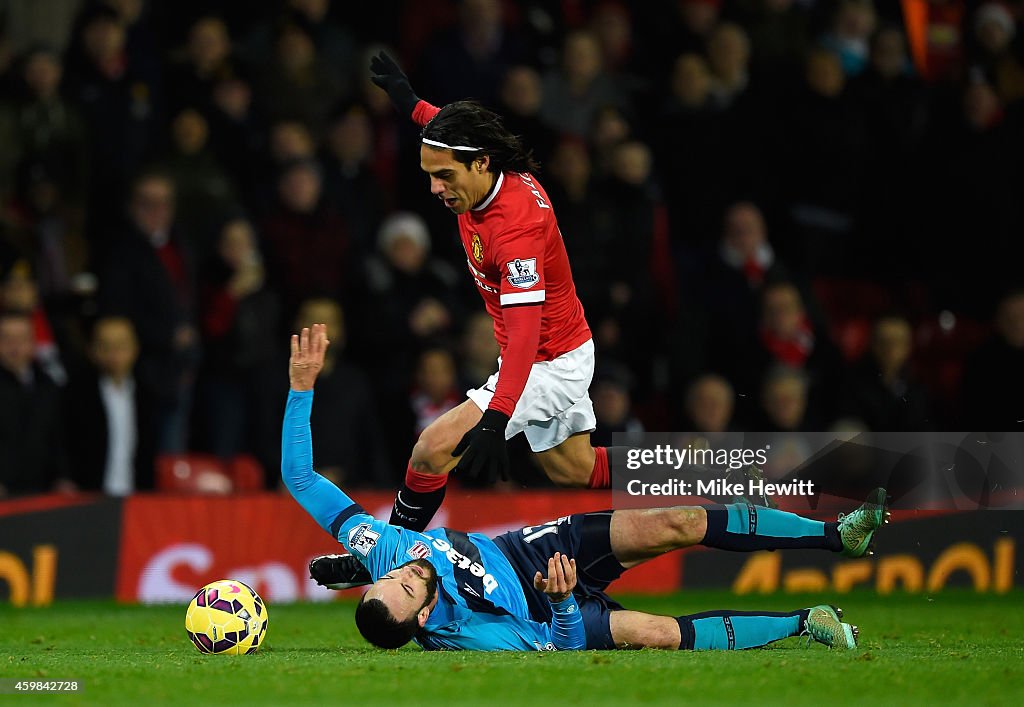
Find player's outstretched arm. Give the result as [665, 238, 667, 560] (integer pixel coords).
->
[369, 51, 439, 127]
[533, 553, 585, 650]
[282, 324, 360, 533]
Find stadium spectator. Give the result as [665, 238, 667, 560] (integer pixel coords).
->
[783, 48, 869, 274]
[63, 315, 156, 494]
[0, 46, 88, 204]
[63, 4, 159, 244]
[962, 290, 1024, 429]
[970, 2, 1024, 105]
[701, 202, 792, 392]
[748, 280, 842, 424]
[590, 361, 645, 447]
[497, 66, 557, 167]
[409, 346, 462, 442]
[839, 314, 931, 431]
[458, 311, 498, 391]
[760, 365, 813, 432]
[159, 107, 238, 249]
[0, 309, 66, 496]
[252, 21, 344, 138]
[736, 0, 810, 83]
[165, 16, 236, 116]
[820, 0, 878, 77]
[5, 157, 91, 305]
[196, 216, 280, 471]
[707, 22, 752, 109]
[321, 102, 387, 255]
[292, 297, 391, 488]
[540, 30, 626, 137]
[98, 170, 199, 453]
[682, 373, 735, 434]
[259, 158, 351, 318]
[418, 0, 525, 107]
[206, 74, 264, 204]
[852, 25, 931, 274]
[0, 257, 66, 384]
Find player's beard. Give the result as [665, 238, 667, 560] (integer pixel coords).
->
[402, 558, 438, 608]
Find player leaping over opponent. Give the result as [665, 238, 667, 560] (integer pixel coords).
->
[366, 51, 764, 538]
[285, 324, 889, 651]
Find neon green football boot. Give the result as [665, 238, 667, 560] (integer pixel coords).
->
[804, 605, 858, 649]
[837, 487, 890, 558]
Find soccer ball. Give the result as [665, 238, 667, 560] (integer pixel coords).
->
[185, 579, 268, 655]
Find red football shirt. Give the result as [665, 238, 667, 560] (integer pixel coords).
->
[458, 170, 591, 360]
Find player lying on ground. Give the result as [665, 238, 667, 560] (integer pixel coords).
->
[367, 52, 765, 534]
[285, 324, 889, 651]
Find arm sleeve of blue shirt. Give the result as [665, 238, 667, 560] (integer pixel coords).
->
[548, 595, 586, 650]
[421, 596, 585, 651]
[281, 389, 363, 535]
[281, 389, 405, 580]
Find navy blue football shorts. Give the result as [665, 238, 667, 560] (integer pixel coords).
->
[493, 511, 626, 650]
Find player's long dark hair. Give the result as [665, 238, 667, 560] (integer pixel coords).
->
[421, 100, 539, 174]
[355, 597, 420, 649]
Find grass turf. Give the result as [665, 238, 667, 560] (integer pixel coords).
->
[2, 592, 1022, 706]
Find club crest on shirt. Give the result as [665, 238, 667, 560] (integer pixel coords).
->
[506, 258, 540, 289]
[471, 233, 484, 264]
[348, 523, 380, 556]
[406, 540, 432, 560]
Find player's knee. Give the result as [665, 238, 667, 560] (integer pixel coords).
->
[663, 507, 706, 542]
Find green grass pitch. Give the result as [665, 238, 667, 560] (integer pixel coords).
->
[2, 591, 1022, 706]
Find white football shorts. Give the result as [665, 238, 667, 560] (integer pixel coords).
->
[466, 338, 597, 452]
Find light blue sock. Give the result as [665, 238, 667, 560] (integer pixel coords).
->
[677, 610, 808, 650]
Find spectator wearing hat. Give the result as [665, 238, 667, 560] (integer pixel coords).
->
[362, 211, 466, 394]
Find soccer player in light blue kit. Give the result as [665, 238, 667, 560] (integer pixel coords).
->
[284, 324, 889, 651]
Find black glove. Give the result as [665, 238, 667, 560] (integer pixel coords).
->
[369, 51, 420, 117]
[452, 409, 511, 483]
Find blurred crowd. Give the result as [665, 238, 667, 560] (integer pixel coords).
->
[2, 0, 1023, 497]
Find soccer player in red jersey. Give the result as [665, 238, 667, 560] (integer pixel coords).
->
[368, 52, 622, 531]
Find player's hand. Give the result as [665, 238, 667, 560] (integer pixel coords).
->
[451, 409, 510, 483]
[533, 552, 576, 603]
[289, 323, 330, 392]
[369, 51, 419, 117]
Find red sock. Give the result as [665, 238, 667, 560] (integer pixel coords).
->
[404, 463, 448, 493]
[588, 446, 610, 489]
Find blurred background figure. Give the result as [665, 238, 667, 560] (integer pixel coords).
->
[683, 373, 735, 434]
[0, 309, 66, 496]
[962, 290, 1024, 429]
[759, 365, 811, 432]
[98, 170, 199, 453]
[363, 211, 463, 392]
[839, 315, 931, 431]
[591, 361, 645, 447]
[459, 311, 499, 392]
[260, 157, 351, 318]
[64, 315, 156, 494]
[293, 297, 390, 488]
[408, 345, 462, 444]
[196, 216, 280, 473]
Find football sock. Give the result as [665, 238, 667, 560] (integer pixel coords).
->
[676, 609, 808, 650]
[702, 504, 842, 552]
[389, 465, 447, 531]
[589, 447, 631, 489]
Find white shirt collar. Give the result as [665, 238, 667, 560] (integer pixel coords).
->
[472, 171, 504, 212]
